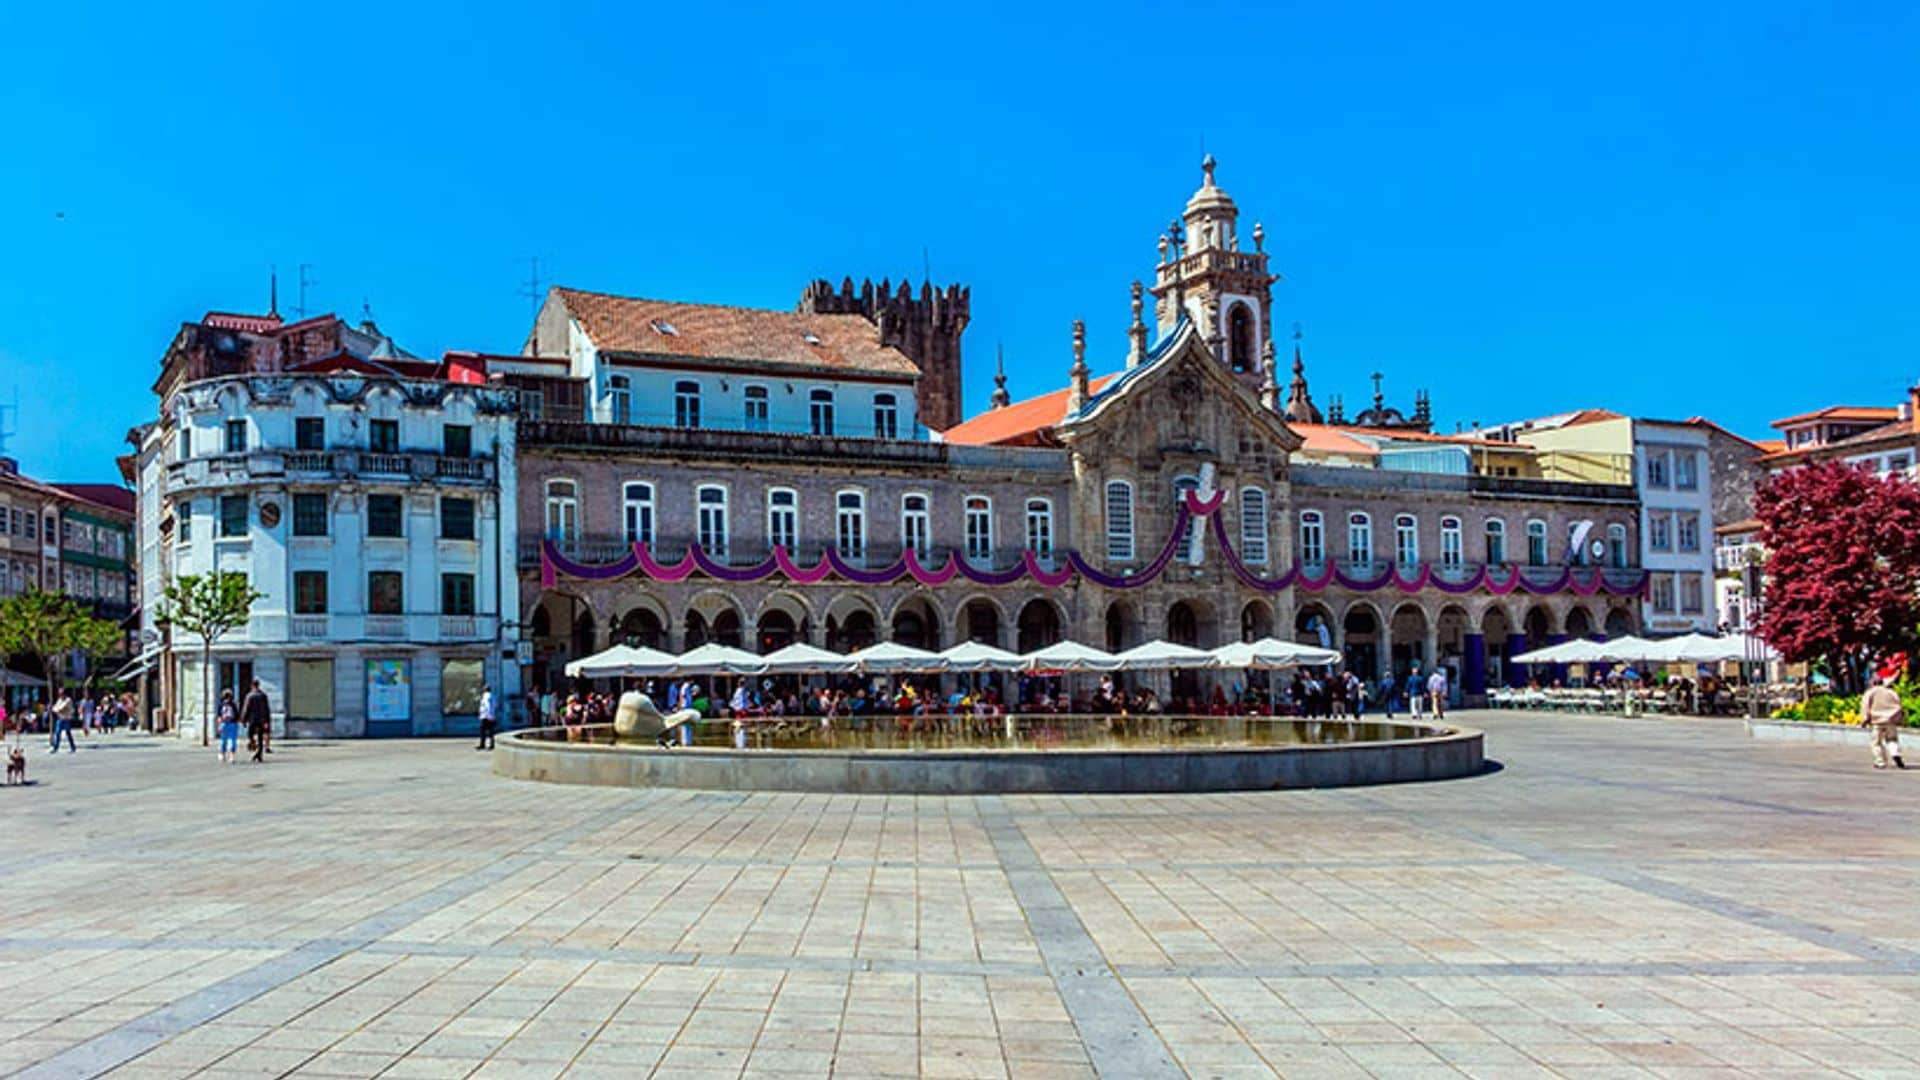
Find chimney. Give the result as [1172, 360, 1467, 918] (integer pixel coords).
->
[1908, 384, 1920, 431]
[0, 457, 16, 477]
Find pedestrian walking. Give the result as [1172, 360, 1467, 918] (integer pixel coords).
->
[476, 685, 497, 750]
[1408, 666, 1424, 720]
[241, 680, 271, 763]
[1427, 667, 1449, 721]
[216, 689, 240, 763]
[1861, 671, 1906, 770]
[48, 691, 75, 754]
[1379, 673, 1397, 720]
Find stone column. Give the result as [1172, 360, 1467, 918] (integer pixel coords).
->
[1507, 632, 1529, 687]
[1424, 625, 1441, 680]
[1547, 633, 1569, 686]
[1378, 619, 1395, 681]
[1464, 633, 1487, 697]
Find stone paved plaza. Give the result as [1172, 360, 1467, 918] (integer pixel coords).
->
[4, 712, 1919, 1079]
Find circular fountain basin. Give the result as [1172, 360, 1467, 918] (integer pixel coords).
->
[492, 715, 1483, 794]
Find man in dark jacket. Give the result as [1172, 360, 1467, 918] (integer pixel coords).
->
[241, 680, 271, 763]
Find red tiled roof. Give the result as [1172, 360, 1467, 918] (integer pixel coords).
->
[1769, 405, 1899, 430]
[1683, 416, 1767, 451]
[1715, 518, 1762, 535]
[202, 311, 283, 333]
[1759, 419, 1913, 461]
[1556, 408, 1626, 428]
[1347, 427, 1516, 449]
[1288, 425, 1382, 457]
[942, 376, 1120, 446]
[51, 483, 134, 516]
[554, 287, 919, 378]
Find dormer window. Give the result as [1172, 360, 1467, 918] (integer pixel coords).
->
[649, 319, 679, 336]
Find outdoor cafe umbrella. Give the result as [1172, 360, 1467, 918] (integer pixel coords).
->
[849, 641, 948, 674]
[758, 642, 859, 675]
[1212, 637, 1342, 669]
[1511, 638, 1611, 665]
[669, 643, 768, 676]
[1645, 632, 1779, 665]
[1113, 639, 1215, 670]
[938, 640, 1027, 672]
[564, 643, 680, 678]
[1020, 640, 1124, 672]
[1590, 636, 1658, 663]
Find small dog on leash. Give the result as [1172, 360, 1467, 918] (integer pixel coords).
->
[7, 747, 26, 785]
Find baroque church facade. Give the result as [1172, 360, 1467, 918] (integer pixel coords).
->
[515, 160, 1646, 704]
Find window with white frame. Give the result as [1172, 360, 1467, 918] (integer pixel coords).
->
[609, 374, 631, 424]
[743, 385, 769, 431]
[1674, 450, 1699, 490]
[901, 494, 930, 558]
[1025, 498, 1053, 559]
[1607, 523, 1629, 568]
[1173, 476, 1200, 561]
[1104, 480, 1134, 561]
[674, 381, 701, 428]
[1299, 511, 1325, 564]
[623, 482, 654, 546]
[964, 496, 993, 562]
[1347, 512, 1373, 565]
[1239, 488, 1269, 564]
[809, 389, 835, 436]
[545, 480, 578, 547]
[1440, 517, 1463, 568]
[1648, 512, 1672, 551]
[1651, 572, 1676, 613]
[1485, 518, 1507, 565]
[766, 488, 797, 552]
[1526, 519, 1549, 566]
[1679, 573, 1704, 613]
[697, 485, 728, 557]
[1677, 513, 1700, 552]
[872, 393, 898, 439]
[1646, 450, 1671, 489]
[836, 490, 866, 562]
[1394, 514, 1418, 566]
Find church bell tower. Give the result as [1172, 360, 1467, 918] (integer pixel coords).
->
[1148, 156, 1280, 388]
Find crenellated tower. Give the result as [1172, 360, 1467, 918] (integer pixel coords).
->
[799, 276, 971, 431]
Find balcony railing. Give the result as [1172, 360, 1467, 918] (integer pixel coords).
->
[361, 453, 411, 476]
[434, 456, 488, 480]
[290, 615, 329, 639]
[440, 615, 479, 638]
[523, 534, 1058, 574]
[286, 451, 335, 472]
[366, 614, 405, 638]
[167, 450, 495, 490]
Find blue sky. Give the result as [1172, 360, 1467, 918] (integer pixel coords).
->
[3, 1, 1917, 479]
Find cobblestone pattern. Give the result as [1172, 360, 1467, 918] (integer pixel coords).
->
[2, 714, 1918, 1077]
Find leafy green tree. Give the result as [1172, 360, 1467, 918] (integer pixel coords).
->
[69, 616, 127, 700]
[0, 589, 87, 716]
[156, 572, 263, 746]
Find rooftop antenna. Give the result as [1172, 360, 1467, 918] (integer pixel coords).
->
[268, 265, 279, 318]
[295, 263, 317, 320]
[517, 256, 548, 319]
[921, 245, 931, 284]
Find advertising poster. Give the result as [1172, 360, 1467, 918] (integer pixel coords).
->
[366, 659, 412, 722]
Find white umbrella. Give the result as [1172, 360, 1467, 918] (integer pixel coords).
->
[671, 643, 768, 676]
[1021, 640, 1124, 672]
[565, 643, 680, 678]
[758, 642, 858, 675]
[1647, 632, 1777, 665]
[1213, 637, 1342, 669]
[1512, 638, 1610, 665]
[850, 641, 948, 674]
[938, 640, 1027, 672]
[1591, 635, 1659, 663]
[1114, 639, 1215, 670]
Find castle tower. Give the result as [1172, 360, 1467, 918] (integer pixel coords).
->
[1147, 155, 1279, 386]
[798, 276, 971, 430]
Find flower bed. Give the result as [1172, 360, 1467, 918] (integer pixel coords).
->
[1773, 684, 1920, 727]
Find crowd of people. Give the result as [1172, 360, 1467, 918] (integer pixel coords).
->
[521, 664, 1461, 743]
[0, 689, 139, 751]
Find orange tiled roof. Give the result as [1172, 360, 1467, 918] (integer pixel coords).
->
[1287, 424, 1382, 457]
[1754, 438, 1786, 453]
[1760, 419, 1913, 461]
[942, 376, 1119, 446]
[554, 287, 919, 378]
[1683, 416, 1768, 451]
[1715, 517, 1762, 535]
[1556, 408, 1626, 428]
[1769, 405, 1899, 430]
[1345, 427, 1516, 449]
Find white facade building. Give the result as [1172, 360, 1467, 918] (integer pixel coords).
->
[1633, 421, 1716, 634]
[155, 372, 520, 739]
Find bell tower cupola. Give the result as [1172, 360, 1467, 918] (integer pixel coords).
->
[1148, 155, 1280, 387]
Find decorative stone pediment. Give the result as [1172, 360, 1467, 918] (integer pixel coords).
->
[1056, 321, 1302, 472]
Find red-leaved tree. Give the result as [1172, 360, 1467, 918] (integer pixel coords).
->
[1756, 459, 1920, 690]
